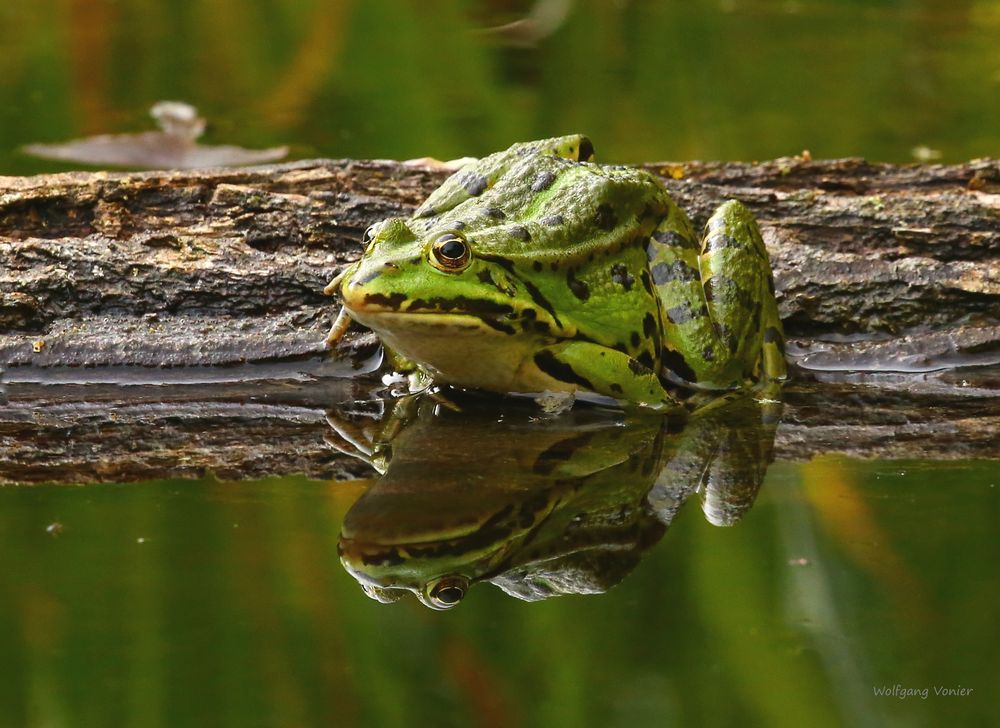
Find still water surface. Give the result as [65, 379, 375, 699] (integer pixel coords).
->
[0, 390, 996, 727]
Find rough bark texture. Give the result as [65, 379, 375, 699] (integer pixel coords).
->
[1, 156, 998, 483]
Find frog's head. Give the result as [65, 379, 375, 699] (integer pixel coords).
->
[335, 214, 565, 390]
[338, 486, 553, 610]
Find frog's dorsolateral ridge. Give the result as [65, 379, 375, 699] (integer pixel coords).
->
[325, 135, 786, 408]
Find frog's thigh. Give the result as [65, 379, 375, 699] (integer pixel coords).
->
[647, 201, 728, 386]
[700, 201, 786, 381]
[530, 341, 679, 409]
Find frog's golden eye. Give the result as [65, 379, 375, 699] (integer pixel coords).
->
[430, 231, 471, 272]
[424, 575, 469, 609]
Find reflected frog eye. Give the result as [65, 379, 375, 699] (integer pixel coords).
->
[424, 575, 469, 609]
[430, 232, 471, 271]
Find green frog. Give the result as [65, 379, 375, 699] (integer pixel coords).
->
[325, 135, 786, 408]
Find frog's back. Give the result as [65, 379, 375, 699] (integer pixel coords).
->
[427, 153, 674, 266]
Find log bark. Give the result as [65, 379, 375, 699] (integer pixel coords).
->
[1, 156, 998, 483]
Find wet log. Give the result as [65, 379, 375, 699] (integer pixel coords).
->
[1, 156, 997, 372]
[1, 157, 998, 482]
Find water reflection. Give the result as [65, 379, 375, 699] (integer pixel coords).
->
[328, 392, 780, 608]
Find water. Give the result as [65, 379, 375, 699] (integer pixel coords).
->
[1, 0, 998, 726]
[0, 453, 995, 726]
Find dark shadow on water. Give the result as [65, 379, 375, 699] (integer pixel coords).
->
[329, 390, 781, 608]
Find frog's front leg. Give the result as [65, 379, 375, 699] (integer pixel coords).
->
[529, 341, 682, 410]
[648, 199, 787, 389]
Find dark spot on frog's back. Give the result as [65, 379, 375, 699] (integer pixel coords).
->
[462, 173, 489, 196]
[531, 170, 557, 192]
[484, 206, 506, 220]
[652, 229, 685, 246]
[566, 269, 590, 301]
[541, 214, 564, 227]
[594, 203, 618, 231]
[666, 303, 706, 325]
[643, 312, 656, 337]
[611, 263, 635, 291]
[578, 136, 595, 161]
[652, 260, 698, 285]
[640, 269, 654, 295]
[418, 207, 437, 219]
[508, 224, 531, 242]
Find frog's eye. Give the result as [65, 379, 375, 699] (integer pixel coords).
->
[359, 225, 380, 256]
[429, 231, 471, 272]
[424, 575, 469, 610]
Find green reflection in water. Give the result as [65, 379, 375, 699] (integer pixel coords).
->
[2, 1, 999, 175]
[331, 392, 778, 608]
[0, 452, 995, 726]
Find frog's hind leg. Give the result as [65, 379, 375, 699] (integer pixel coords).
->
[647, 199, 786, 389]
[528, 341, 683, 410]
[700, 201, 786, 383]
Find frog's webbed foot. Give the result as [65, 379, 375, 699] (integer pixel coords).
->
[324, 395, 425, 474]
[324, 407, 385, 472]
[534, 390, 576, 415]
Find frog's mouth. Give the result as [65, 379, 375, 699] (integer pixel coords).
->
[344, 298, 528, 339]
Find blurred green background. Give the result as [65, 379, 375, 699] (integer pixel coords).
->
[1, 0, 999, 176]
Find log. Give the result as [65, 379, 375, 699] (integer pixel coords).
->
[1, 156, 998, 483]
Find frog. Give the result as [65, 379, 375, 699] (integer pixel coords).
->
[324, 135, 786, 409]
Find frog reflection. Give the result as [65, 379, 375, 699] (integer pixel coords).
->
[327, 392, 780, 609]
